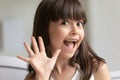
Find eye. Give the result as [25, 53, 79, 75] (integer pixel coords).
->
[61, 21, 69, 26]
[76, 22, 83, 27]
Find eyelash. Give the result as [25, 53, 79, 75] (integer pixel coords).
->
[61, 21, 69, 25]
[61, 20, 83, 27]
[77, 22, 83, 27]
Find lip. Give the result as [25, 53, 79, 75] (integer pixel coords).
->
[63, 40, 78, 51]
[63, 44, 77, 54]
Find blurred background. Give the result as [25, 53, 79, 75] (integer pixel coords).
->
[0, 0, 120, 73]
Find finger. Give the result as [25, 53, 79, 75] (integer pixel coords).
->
[24, 42, 34, 56]
[17, 56, 29, 63]
[38, 36, 45, 52]
[31, 36, 39, 53]
[52, 49, 61, 61]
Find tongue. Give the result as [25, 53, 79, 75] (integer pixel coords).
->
[64, 41, 74, 48]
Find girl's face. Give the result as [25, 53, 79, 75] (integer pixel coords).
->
[49, 19, 84, 59]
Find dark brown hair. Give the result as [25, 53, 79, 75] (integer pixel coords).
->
[27, 0, 105, 80]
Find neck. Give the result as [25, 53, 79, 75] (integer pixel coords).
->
[54, 57, 70, 74]
[51, 58, 78, 80]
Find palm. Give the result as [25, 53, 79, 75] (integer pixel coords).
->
[17, 37, 61, 78]
[29, 51, 58, 75]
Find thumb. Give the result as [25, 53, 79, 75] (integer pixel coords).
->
[52, 49, 61, 61]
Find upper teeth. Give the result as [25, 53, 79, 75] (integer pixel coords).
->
[67, 40, 77, 42]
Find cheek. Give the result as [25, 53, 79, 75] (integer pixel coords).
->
[49, 28, 65, 50]
[79, 30, 85, 44]
[81, 31, 84, 40]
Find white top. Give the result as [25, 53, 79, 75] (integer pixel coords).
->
[50, 69, 94, 80]
[71, 69, 94, 80]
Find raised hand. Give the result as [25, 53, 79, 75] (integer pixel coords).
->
[17, 36, 61, 80]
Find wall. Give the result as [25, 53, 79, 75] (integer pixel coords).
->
[0, 0, 41, 56]
[87, 0, 120, 71]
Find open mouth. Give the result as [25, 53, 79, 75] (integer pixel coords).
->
[63, 40, 77, 49]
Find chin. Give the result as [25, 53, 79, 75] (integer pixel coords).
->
[59, 51, 75, 59]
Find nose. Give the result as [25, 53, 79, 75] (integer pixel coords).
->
[70, 24, 80, 35]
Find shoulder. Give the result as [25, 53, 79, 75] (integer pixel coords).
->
[93, 62, 111, 80]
